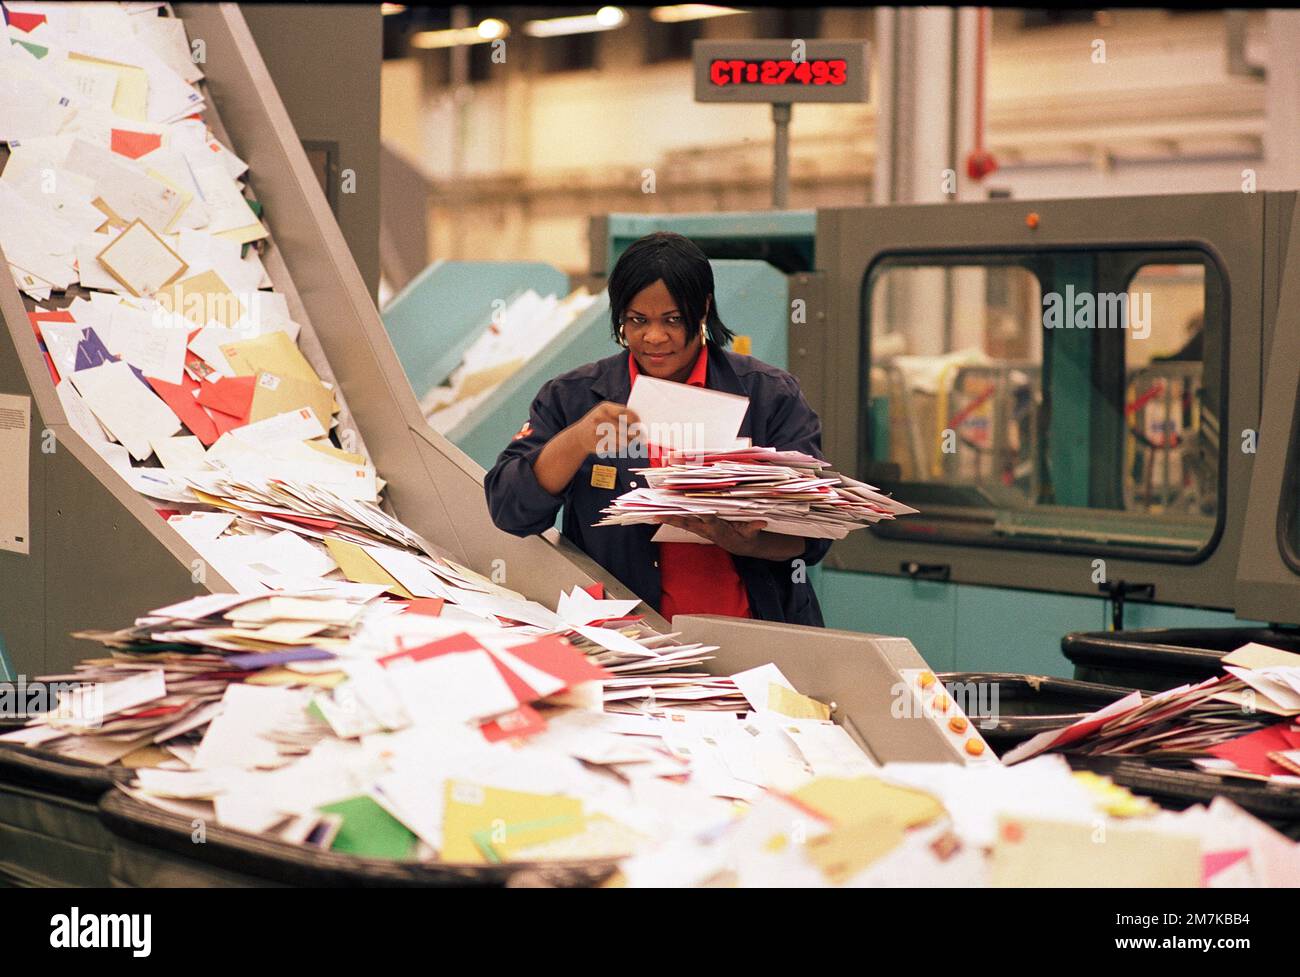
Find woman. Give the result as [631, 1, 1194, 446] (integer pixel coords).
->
[485, 232, 829, 626]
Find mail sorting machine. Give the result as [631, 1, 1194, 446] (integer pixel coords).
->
[799, 192, 1300, 679]
[0, 6, 974, 887]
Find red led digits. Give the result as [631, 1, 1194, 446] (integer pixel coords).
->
[709, 59, 850, 87]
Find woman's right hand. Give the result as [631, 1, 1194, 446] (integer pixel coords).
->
[569, 401, 641, 458]
[532, 402, 641, 495]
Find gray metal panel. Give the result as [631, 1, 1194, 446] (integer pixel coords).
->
[787, 271, 829, 420]
[0, 250, 235, 678]
[812, 193, 1266, 610]
[240, 3, 382, 301]
[673, 614, 961, 764]
[1262, 192, 1298, 368]
[1235, 204, 1300, 625]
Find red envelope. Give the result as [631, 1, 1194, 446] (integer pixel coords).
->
[110, 129, 164, 160]
[275, 513, 339, 531]
[196, 375, 255, 421]
[505, 636, 612, 689]
[147, 374, 220, 446]
[204, 404, 246, 438]
[403, 598, 445, 618]
[581, 582, 605, 600]
[6, 10, 47, 32]
[29, 310, 76, 384]
[1208, 724, 1297, 777]
[484, 653, 545, 704]
[378, 632, 485, 668]
[480, 705, 547, 743]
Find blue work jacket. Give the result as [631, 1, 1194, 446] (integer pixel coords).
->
[484, 344, 831, 626]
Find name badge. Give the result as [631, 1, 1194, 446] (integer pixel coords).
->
[590, 464, 617, 490]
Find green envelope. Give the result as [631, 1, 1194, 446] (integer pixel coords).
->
[317, 794, 417, 861]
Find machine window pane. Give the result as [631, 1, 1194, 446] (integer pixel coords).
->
[862, 249, 1222, 559]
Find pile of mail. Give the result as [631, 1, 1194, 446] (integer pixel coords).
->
[617, 755, 1300, 887]
[596, 446, 919, 541]
[8, 592, 1300, 885]
[1004, 643, 1300, 784]
[4, 586, 889, 868]
[0, 2, 420, 595]
[420, 288, 599, 432]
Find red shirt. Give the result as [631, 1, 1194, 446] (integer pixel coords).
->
[629, 347, 752, 621]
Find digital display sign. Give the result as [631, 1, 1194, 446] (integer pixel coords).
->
[693, 40, 869, 104]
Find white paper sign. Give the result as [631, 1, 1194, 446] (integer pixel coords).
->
[0, 393, 31, 554]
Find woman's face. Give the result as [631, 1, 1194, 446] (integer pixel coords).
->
[623, 279, 704, 383]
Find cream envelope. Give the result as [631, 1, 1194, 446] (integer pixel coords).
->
[94, 218, 188, 297]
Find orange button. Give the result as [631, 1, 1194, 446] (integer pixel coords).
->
[933, 695, 950, 713]
[965, 738, 985, 756]
[918, 671, 935, 689]
[948, 716, 968, 734]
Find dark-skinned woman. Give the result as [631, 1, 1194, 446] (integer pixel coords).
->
[485, 231, 829, 626]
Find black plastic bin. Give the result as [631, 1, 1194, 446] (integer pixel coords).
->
[1062, 754, 1300, 841]
[0, 745, 130, 886]
[96, 790, 619, 888]
[937, 672, 1134, 754]
[1062, 627, 1300, 691]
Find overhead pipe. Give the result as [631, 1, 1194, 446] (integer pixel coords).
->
[965, 6, 997, 181]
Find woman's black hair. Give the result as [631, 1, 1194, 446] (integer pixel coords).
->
[607, 232, 734, 348]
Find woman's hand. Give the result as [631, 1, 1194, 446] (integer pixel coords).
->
[659, 514, 806, 561]
[571, 401, 641, 458]
[532, 401, 640, 495]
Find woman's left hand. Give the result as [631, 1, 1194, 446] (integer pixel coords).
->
[659, 514, 786, 559]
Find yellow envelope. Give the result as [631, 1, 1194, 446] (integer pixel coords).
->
[215, 221, 270, 245]
[792, 776, 945, 829]
[767, 682, 831, 721]
[161, 269, 245, 327]
[249, 370, 335, 428]
[68, 52, 148, 120]
[440, 781, 583, 864]
[307, 440, 366, 466]
[805, 818, 905, 885]
[459, 359, 525, 400]
[990, 816, 1201, 888]
[189, 489, 250, 512]
[475, 816, 586, 863]
[245, 667, 347, 689]
[221, 329, 321, 385]
[118, 745, 176, 769]
[494, 814, 644, 863]
[322, 537, 415, 599]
